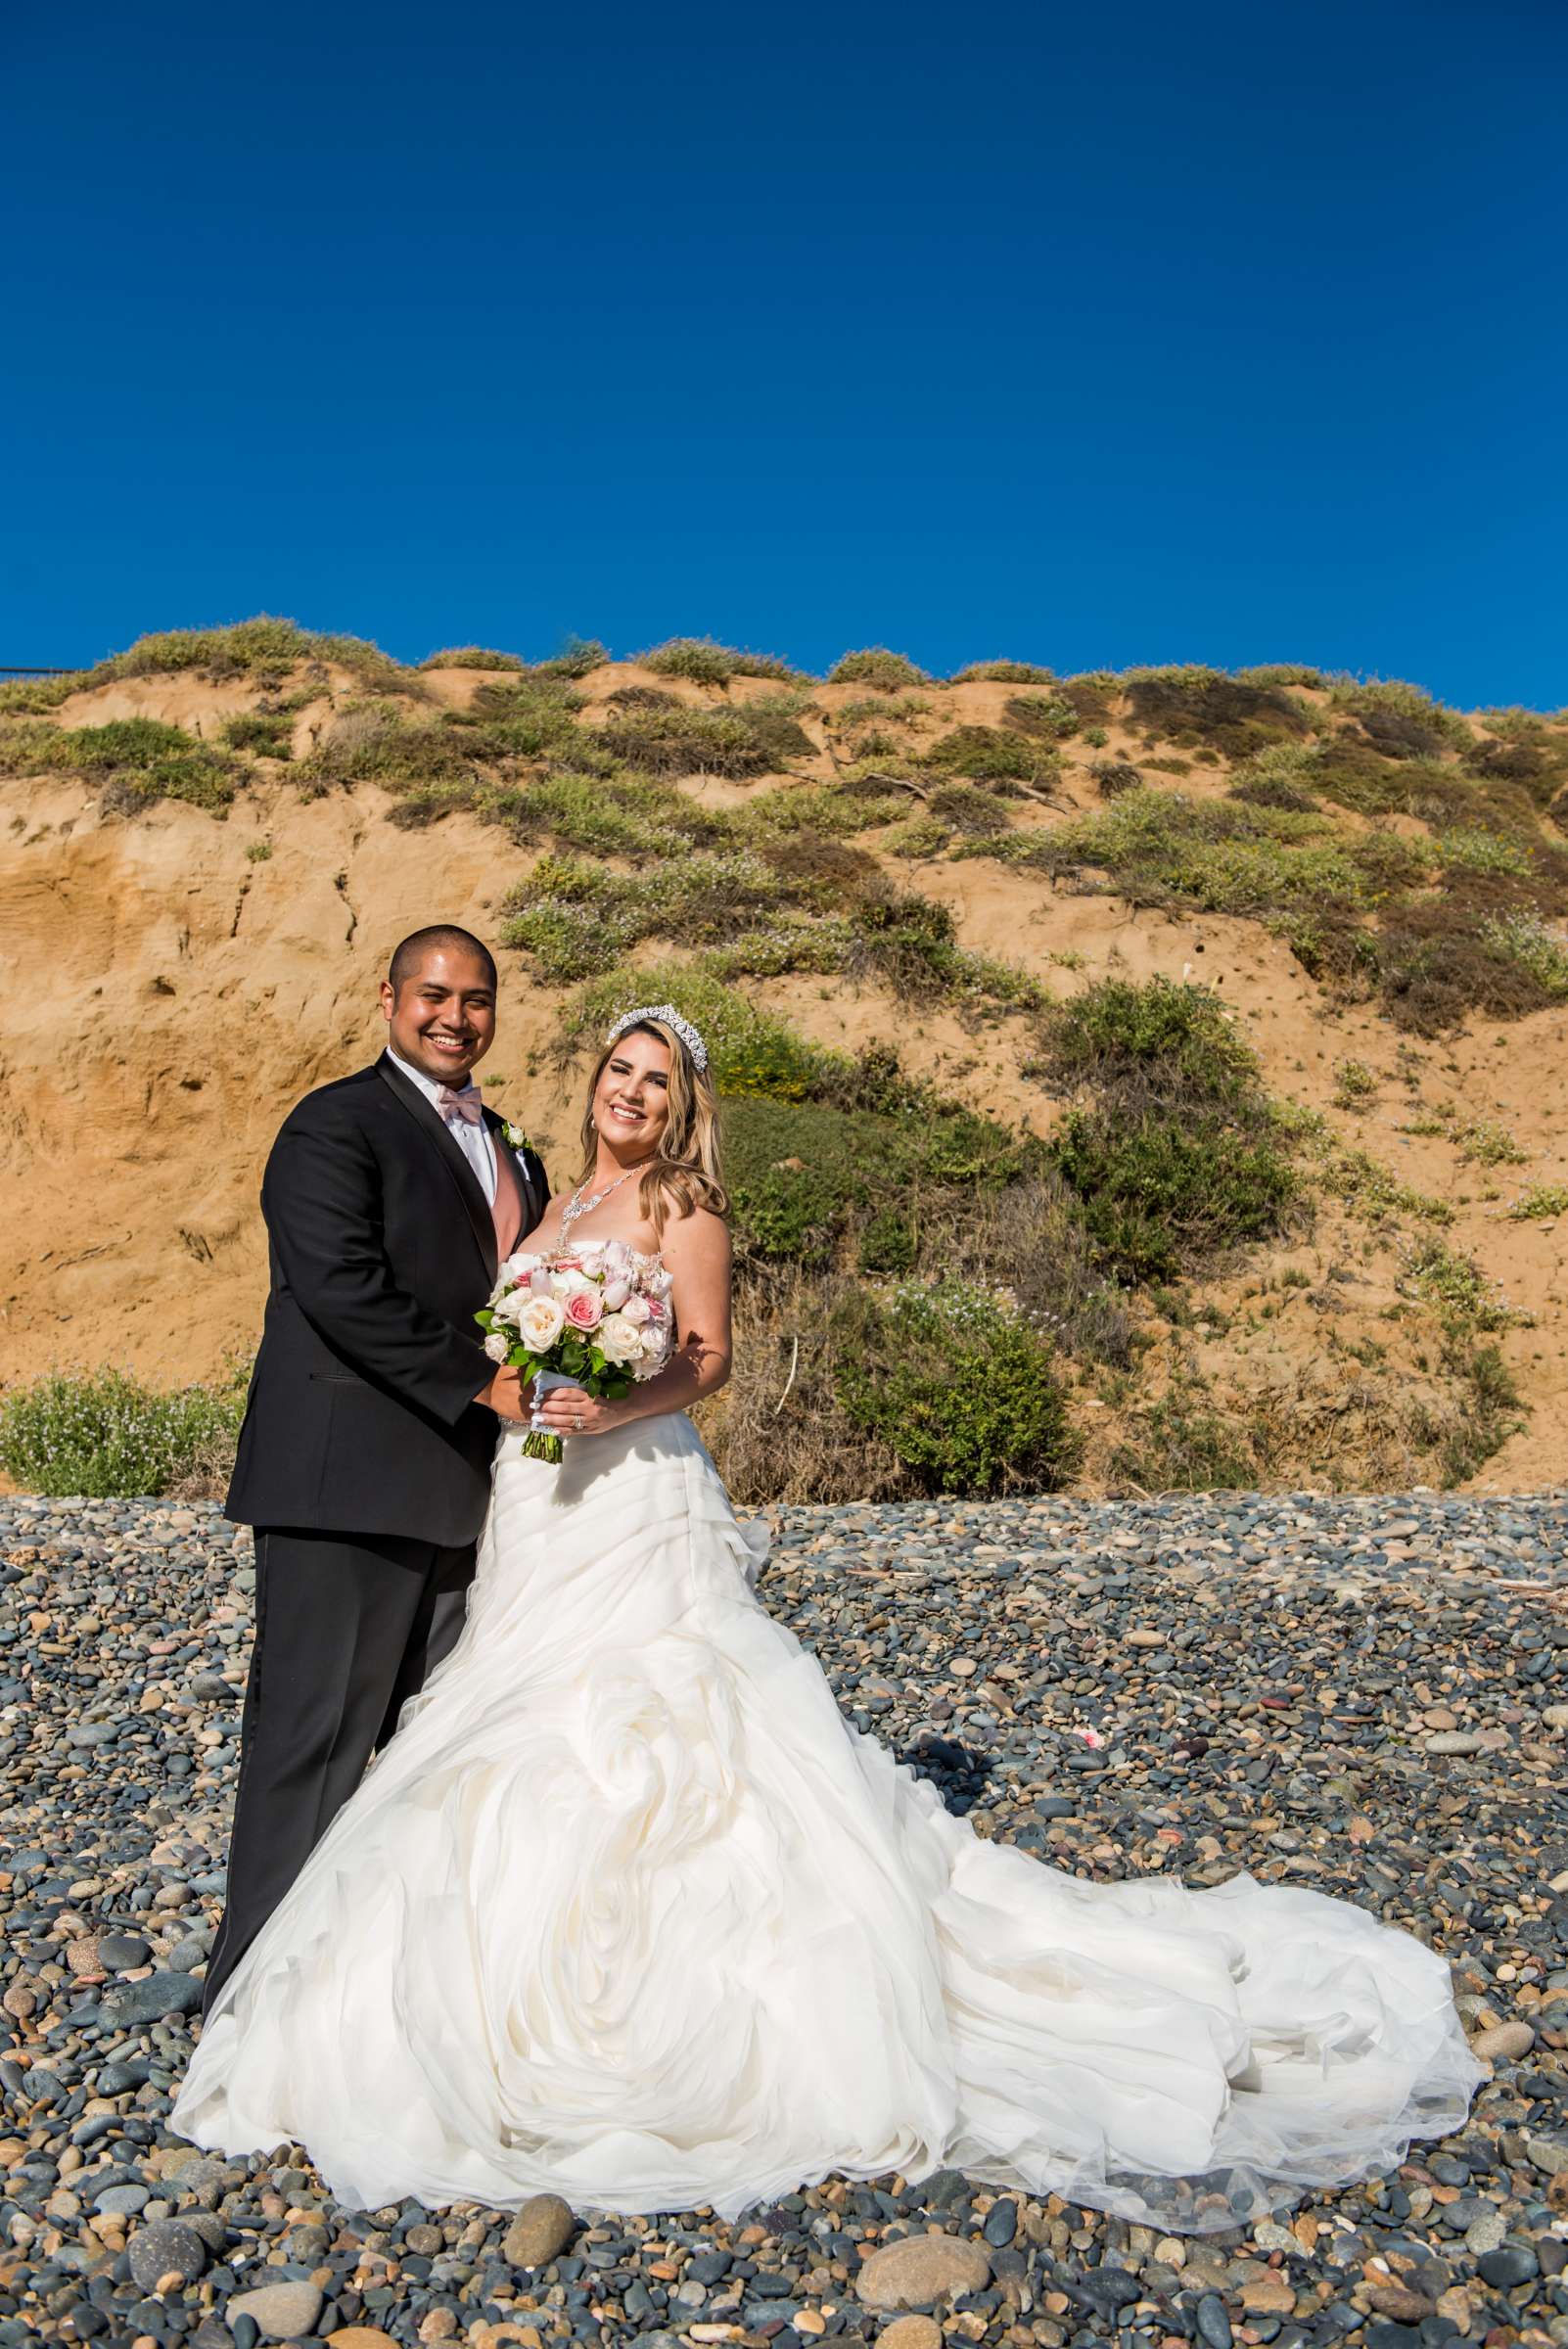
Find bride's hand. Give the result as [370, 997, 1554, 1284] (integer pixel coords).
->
[533, 1384, 625, 1438]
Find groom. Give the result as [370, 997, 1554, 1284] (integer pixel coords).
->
[203, 924, 548, 2012]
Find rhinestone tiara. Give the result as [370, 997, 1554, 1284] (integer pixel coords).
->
[605, 1002, 710, 1073]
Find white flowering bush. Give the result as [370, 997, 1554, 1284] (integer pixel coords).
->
[0, 1368, 248, 1498]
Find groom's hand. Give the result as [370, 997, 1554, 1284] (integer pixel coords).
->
[479, 1367, 530, 1421]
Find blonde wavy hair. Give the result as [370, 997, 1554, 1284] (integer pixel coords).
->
[577, 1016, 729, 1237]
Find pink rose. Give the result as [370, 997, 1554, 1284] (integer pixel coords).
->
[565, 1290, 604, 1331]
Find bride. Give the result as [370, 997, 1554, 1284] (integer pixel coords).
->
[172, 1005, 1480, 2231]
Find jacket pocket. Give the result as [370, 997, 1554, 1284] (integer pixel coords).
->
[308, 1369, 362, 1384]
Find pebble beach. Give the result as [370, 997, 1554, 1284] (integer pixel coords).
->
[1, 1489, 1566, 2349]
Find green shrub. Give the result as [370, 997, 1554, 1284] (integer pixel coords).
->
[723, 1093, 1025, 1266]
[1060, 672, 1119, 723]
[0, 718, 71, 774]
[222, 711, 295, 759]
[495, 769, 714, 859]
[1051, 1106, 1297, 1281]
[857, 1208, 917, 1272]
[418, 646, 525, 670]
[1433, 1342, 1526, 1485]
[949, 661, 1058, 684]
[1455, 1118, 1528, 1167]
[1508, 1182, 1568, 1221]
[1436, 827, 1536, 879]
[743, 777, 910, 839]
[1400, 1239, 1523, 1330]
[979, 784, 1423, 924]
[731, 694, 817, 767]
[1237, 664, 1328, 690]
[295, 704, 476, 792]
[926, 782, 1014, 835]
[1003, 692, 1080, 741]
[835, 695, 929, 726]
[828, 647, 930, 689]
[0, 1367, 247, 1497]
[0, 673, 82, 714]
[1107, 1378, 1258, 1492]
[833, 1279, 1077, 1496]
[1326, 676, 1473, 758]
[921, 725, 1058, 784]
[1332, 1058, 1377, 1108]
[844, 892, 1044, 1009]
[592, 704, 780, 777]
[1037, 976, 1259, 1108]
[886, 815, 952, 859]
[1090, 760, 1143, 799]
[529, 636, 609, 679]
[1317, 1145, 1453, 1225]
[47, 716, 240, 811]
[1125, 668, 1311, 757]
[639, 637, 798, 685]
[90, 617, 412, 693]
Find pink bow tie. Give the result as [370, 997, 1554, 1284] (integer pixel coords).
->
[437, 1085, 484, 1126]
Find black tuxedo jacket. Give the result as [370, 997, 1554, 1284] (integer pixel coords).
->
[225, 1053, 550, 1544]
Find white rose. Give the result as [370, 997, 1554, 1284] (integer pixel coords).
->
[494, 1289, 530, 1324]
[549, 1270, 573, 1299]
[484, 1330, 511, 1363]
[637, 1325, 667, 1363]
[596, 1313, 642, 1364]
[500, 1251, 544, 1283]
[516, 1295, 566, 1354]
[620, 1292, 651, 1325]
[649, 1267, 675, 1299]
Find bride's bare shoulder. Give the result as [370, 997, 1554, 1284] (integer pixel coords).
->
[659, 1201, 731, 1267]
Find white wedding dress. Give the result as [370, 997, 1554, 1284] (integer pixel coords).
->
[173, 1403, 1480, 2231]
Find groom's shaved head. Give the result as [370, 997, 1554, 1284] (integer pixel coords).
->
[388, 925, 497, 995]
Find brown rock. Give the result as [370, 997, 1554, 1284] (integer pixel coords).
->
[499, 2193, 575, 2269]
[855, 2234, 992, 2311]
[1470, 2020, 1535, 2063]
[327, 2332, 399, 2349]
[1367, 2285, 1438, 2324]
[875, 2320, 944, 2349]
[1239, 2273, 1298, 2316]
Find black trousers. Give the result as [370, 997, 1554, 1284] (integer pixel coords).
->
[202, 1526, 475, 2013]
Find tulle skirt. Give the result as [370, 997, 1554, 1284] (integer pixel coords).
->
[172, 1411, 1480, 2228]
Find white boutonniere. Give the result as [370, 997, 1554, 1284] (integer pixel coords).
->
[504, 1121, 531, 1153]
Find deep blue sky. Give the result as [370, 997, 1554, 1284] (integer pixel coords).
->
[5, 1, 1565, 707]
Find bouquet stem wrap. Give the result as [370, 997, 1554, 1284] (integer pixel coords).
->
[524, 1368, 575, 1465]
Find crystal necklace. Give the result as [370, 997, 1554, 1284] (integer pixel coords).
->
[559, 1164, 644, 1233]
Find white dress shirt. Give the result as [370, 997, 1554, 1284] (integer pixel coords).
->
[387, 1047, 497, 1206]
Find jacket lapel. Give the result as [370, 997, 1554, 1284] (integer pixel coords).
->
[484, 1111, 547, 1237]
[376, 1053, 496, 1283]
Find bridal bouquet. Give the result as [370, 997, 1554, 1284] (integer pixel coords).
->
[477, 1241, 675, 1462]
